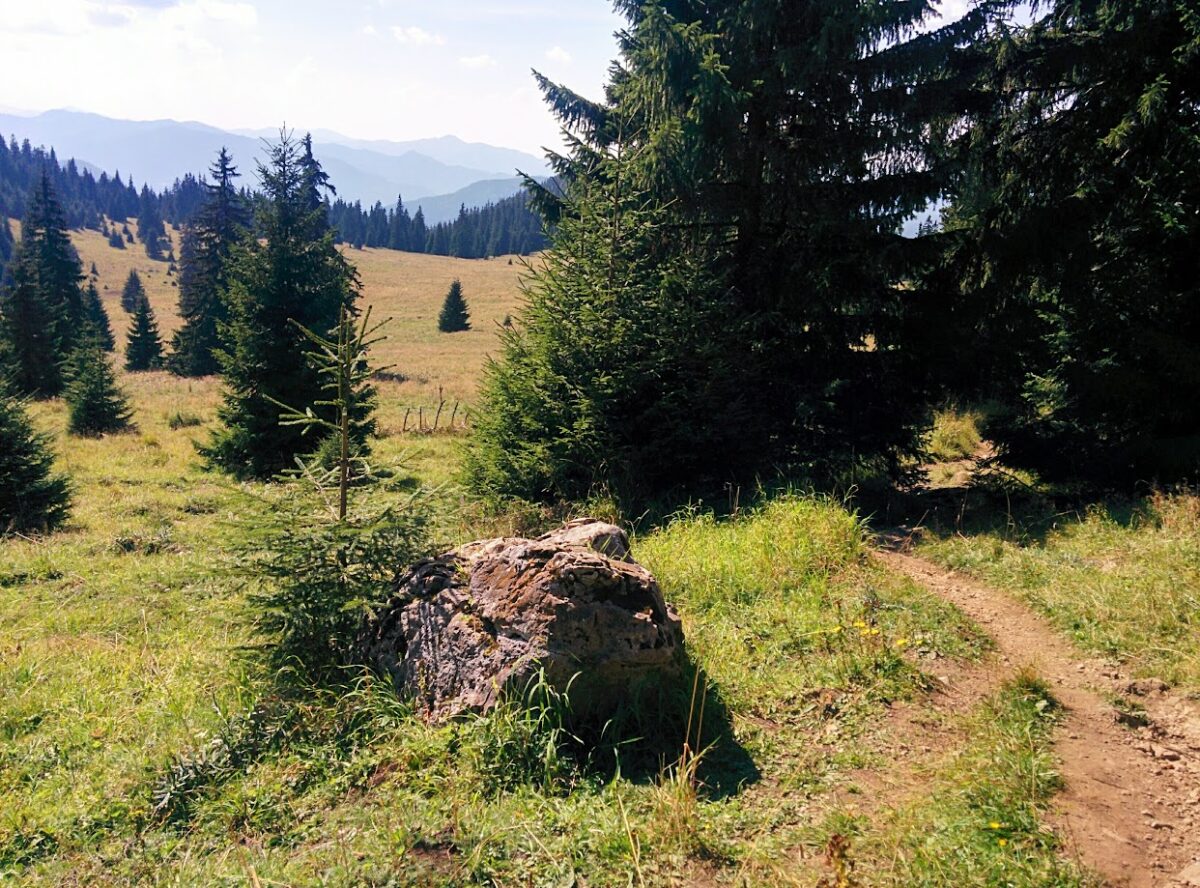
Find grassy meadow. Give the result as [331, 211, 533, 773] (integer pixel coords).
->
[0, 228, 1189, 885]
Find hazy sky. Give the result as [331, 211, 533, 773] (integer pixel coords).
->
[0, 0, 973, 155]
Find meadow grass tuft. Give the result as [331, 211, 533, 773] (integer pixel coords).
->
[841, 671, 1098, 886]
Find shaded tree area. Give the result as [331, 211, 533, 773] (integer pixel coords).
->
[932, 0, 1200, 485]
[65, 339, 133, 436]
[0, 379, 71, 534]
[437, 279, 470, 333]
[125, 294, 164, 372]
[467, 0, 999, 503]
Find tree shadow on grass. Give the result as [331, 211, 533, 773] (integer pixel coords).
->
[857, 469, 1165, 549]
[571, 652, 760, 801]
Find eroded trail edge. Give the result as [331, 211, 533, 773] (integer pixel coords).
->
[876, 548, 1200, 888]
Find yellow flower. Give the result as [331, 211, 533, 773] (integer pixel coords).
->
[998, 838, 1008, 848]
[895, 638, 910, 648]
[854, 620, 867, 629]
[988, 822, 1001, 830]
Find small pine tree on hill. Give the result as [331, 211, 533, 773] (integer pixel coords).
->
[82, 281, 115, 351]
[65, 341, 132, 436]
[121, 270, 145, 313]
[0, 380, 71, 534]
[125, 296, 163, 371]
[437, 279, 470, 333]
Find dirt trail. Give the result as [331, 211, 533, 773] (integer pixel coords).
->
[876, 547, 1200, 888]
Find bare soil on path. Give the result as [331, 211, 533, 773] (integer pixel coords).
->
[875, 545, 1200, 887]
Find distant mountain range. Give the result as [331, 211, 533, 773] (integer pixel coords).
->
[0, 110, 549, 224]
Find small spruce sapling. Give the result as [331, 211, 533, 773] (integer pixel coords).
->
[243, 306, 428, 675]
[64, 340, 133, 437]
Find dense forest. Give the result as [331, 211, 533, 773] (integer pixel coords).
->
[327, 191, 548, 258]
[0, 134, 547, 266]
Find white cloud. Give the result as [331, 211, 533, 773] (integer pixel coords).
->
[459, 53, 496, 69]
[545, 45, 571, 64]
[362, 23, 378, 36]
[162, 0, 258, 29]
[391, 25, 444, 46]
[934, 0, 971, 20]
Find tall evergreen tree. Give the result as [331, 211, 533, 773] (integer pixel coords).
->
[168, 148, 249, 377]
[467, 0, 995, 502]
[82, 280, 115, 351]
[125, 295, 163, 371]
[0, 173, 85, 396]
[120, 269, 145, 313]
[65, 340, 132, 436]
[204, 131, 360, 479]
[0, 379, 71, 533]
[138, 186, 167, 260]
[437, 279, 471, 333]
[937, 0, 1200, 483]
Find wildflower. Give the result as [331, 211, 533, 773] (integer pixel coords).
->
[895, 638, 910, 649]
[998, 838, 1008, 847]
[854, 620, 867, 629]
[989, 822, 1001, 830]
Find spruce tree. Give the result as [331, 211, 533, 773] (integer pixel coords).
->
[0, 174, 85, 397]
[0, 217, 13, 271]
[0, 248, 65, 397]
[437, 279, 470, 333]
[82, 280, 115, 351]
[937, 0, 1200, 483]
[120, 269, 145, 313]
[0, 379, 71, 534]
[168, 148, 249, 377]
[204, 131, 360, 479]
[138, 186, 167, 260]
[65, 340, 133, 436]
[125, 295, 163, 371]
[467, 0, 994, 502]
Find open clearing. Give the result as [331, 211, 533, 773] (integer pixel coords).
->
[1, 225, 1198, 885]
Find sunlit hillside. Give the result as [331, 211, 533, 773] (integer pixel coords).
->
[6, 218, 529, 411]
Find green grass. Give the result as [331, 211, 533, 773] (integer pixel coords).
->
[920, 492, 1200, 692]
[1, 375, 1100, 885]
[847, 673, 1097, 887]
[924, 407, 984, 463]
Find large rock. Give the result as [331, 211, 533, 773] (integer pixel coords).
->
[358, 519, 683, 722]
